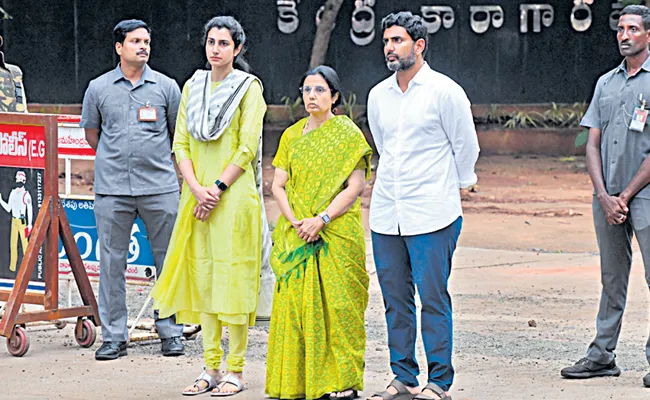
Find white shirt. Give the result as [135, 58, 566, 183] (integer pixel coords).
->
[367, 63, 479, 236]
[1, 187, 32, 223]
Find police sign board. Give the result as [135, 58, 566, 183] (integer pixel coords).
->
[0, 123, 46, 293]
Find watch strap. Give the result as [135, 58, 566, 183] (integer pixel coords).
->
[215, 179, 228, 191]
[319, 212, 331, 225]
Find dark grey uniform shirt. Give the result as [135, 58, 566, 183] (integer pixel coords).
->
[80, 64, 181, 196]
[582, 57, 650, 199]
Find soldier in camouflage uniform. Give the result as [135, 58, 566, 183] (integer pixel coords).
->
[0, 35, 27, 113]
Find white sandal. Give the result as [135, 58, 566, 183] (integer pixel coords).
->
[211, 374, 245, 397]
[182, 369, 219, 396]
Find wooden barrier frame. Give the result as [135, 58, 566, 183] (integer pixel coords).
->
[0, 112, 99, 341]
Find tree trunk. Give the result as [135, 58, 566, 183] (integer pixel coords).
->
[309, 0, 345, 69]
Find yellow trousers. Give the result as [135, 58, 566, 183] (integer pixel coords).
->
[200, 313, 248, 372]
[9, 218, 27, 272]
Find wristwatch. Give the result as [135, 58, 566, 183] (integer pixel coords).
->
[319, 212, 331, 225]
[215, 179, 228, 191]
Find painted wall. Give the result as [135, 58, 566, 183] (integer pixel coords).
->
[0, 0, 625, 104]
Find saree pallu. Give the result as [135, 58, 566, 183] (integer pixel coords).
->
[265, 116, 372, 399]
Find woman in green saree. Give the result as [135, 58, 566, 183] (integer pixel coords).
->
[265, 66, 372, 400]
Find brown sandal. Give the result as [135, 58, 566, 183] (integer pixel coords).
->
[413, 383, 451, 400]
[368, 379, 415, 400]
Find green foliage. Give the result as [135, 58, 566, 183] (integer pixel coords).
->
[484, 104, 503, 124]
[574, 128, 589, 148]
[339, 91, 368, 127]
[341, 92, 357, 121]
[499, 103, 588, 129]
[281, 95, 303, 123]
[540, 102, 565, 126]
[504, 111, 539, 128]
[565, 102, 588, 127]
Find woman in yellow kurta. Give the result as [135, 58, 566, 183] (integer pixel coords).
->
[265, 66, 372, 400]
[151, 16, 265, 397]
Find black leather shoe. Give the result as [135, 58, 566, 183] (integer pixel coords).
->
[95, 341, 127, 361]
[560, 357, 621, 379]
[161, 336, 184, 357]
[643, 372, 650, 387]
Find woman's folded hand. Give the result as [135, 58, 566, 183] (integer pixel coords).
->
[296, 217, 325, 243]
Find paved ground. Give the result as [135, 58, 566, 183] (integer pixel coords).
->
[3, 248, 650, 399]
[2, 155, 649, 399]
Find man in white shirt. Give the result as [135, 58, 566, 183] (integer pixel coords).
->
[0, 171, 33, 272]
[367, 11, 480, 400]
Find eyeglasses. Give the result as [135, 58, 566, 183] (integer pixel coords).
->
[299, 85, 330, 95]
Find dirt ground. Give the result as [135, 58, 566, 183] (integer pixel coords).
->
[3, 155, 650, 399]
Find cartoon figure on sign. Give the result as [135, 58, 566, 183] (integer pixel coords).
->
[0, 171, 33, 272]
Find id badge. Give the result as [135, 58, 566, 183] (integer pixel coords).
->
[138, 106, 158, 122]
[630, 107, 648, 132]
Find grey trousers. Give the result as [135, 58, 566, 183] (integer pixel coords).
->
[586, 196, 650, 365]
[94, 193, 183, 342]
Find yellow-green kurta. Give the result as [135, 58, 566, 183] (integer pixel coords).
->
[265, 116, 372, 399]
[151, 78, 266, 327]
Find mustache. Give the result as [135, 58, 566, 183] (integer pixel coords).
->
[137, 50, 149, 56]
[385, 52, 398, 60]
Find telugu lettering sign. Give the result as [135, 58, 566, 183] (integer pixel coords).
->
[351, 0, 376, 46]
[0, 126, 46, 169]
[610, 1, 625, 31]
[421, 5, 455, 34]
[277, 0, 300, 34]
[58, 198, 156, 282]
[571, 0, 593, 32]
[57, 115, 95, 157]
[278, 1, 621, 45]
[470, 5, 504, 34]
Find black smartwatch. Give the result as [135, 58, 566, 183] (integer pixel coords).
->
[215, 179, 228, 191]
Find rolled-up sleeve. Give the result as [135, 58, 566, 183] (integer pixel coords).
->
[441, 86, 480, 189]
[171, 82, 192, 162]
[80, 82, 100, 129]
[580, 77, 603, 129]
[230, 80, 266, 170]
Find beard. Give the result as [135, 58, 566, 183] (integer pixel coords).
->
[386, 47, 417, 72]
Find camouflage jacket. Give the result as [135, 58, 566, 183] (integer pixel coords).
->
[0, 63, 27, 112]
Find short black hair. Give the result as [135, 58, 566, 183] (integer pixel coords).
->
[381, 11, 428, 52]
[113, 20, 150, 45]
[202, 16, 250, 72]
[621, 5, 650, 31]
[300, 65, 343, 109]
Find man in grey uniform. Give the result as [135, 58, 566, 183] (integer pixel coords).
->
[561, 5, 650, 386]
[80, 19, 184, 361]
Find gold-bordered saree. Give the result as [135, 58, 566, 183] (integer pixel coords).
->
[265, 115, 372, 399]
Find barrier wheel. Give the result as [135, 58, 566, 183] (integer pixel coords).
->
[7, 326, 29, 357]
[75, 319, 96, 348]
[54, 320, 67, 329]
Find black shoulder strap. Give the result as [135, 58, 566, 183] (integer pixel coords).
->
[6, 64, 24, 105]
